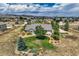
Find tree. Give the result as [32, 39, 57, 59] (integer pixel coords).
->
[64, 20, 69, 31]
[20, 16, 23, 20]
[27, 19, 31, 24]
[53, 21, 60, 40]
[19, 16, 24, 22]
[36, 18, 42, 23]
[51, 20, 55, 28]
[34, 25, 46, 36]
[17, 37, 27, 51]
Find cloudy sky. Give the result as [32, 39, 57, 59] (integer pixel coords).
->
[0, 3, 79, 16]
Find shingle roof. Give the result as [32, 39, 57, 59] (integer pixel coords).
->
[25, 24, 52, 31]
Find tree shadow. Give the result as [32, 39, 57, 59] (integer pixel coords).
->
[36, 36, 48, 40]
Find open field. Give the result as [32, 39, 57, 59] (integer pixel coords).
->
[42, 28, 79, 56]
[0, 26, 22, 56]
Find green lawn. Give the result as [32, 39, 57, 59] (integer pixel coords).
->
[24, 36, 37, 42]
[24, 36, 56, 51]
[41, 40, 56, 50]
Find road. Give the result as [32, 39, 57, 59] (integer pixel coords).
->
[0, 26, 22, 56]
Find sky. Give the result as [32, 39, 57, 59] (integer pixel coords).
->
[0, 3, 79, 16]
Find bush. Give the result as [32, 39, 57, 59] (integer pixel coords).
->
[53, 34, 60, 40]
[64, 20, 69, 31]
[27, 32, 32, 35]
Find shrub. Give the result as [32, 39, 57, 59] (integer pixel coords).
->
[64, 20, 69, 31]
[27, 32, 32, 35]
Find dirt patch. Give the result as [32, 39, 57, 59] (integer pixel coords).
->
[0, 26, 22, 56]
[0, 42, 16, 56]
[65, 35, 79, 41]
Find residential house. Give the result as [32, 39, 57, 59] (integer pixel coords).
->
[6, 23, 13, 29]
[25, 23, 67, 36]
[0, 23, 7, 32]
[25, 24, 52, 36]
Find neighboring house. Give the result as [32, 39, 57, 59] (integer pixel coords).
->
[0, 23, 7, 32]
[6, 23, 13, 29]
[24, 20, 27, 25]
[25, 24, 52, 36]
[59, 21, 65, 26]
[52, 29, 68, 34]
[59, 29, 68, 34]
[0, 22, 14, 29]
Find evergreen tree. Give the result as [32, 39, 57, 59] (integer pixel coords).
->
[51, 20, 54, 28]
[20, 16, 24, 20]
[53, 21, 60, 40]
[27, 19, 31, 24]
[64, 20, 69, 31]
[17, 37, 27, 51]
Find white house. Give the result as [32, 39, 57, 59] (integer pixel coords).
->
[59, 21, 65, 25]
[6, 23, 13, 29]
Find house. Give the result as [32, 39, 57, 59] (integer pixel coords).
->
[59, 21, 65, 26]
[52, 29, 68, 34]
[6, 23, 13, 29]
[0, 23, 7, 32]
[25, 24, 52, 36]
[59, 29, 67, 34]
[24, 20, 27, 25]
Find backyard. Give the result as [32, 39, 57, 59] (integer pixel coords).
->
[23, 36, 56, 54]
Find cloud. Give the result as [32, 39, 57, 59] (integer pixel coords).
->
[0, 3, 9, 13]
[0, 3, 79, 16]
[9, 5, 27, 10]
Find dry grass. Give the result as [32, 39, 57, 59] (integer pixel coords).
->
[0, 27, 22, 56]
[0, 22, 79, 56]
[42, 28, 79, 56]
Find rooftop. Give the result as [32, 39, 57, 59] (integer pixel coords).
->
[25, 24, 52, 31]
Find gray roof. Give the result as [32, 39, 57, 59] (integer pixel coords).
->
[25, 24, 52, 31]
[0, 22, 6, 25]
